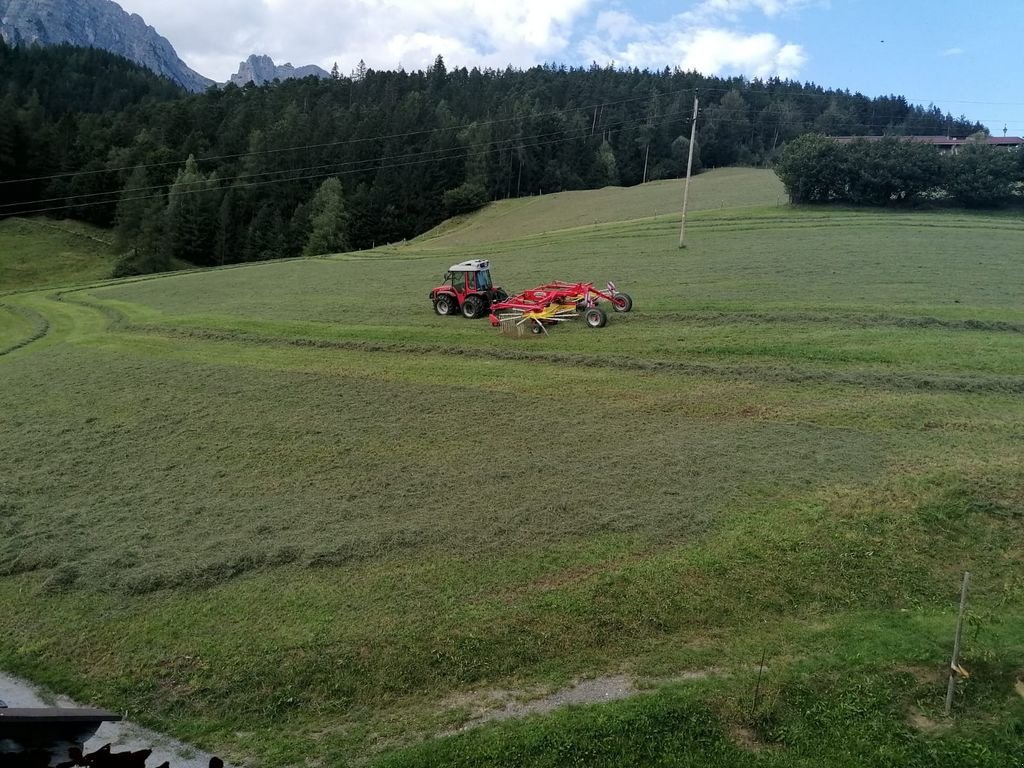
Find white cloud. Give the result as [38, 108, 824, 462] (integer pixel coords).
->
[116, 0, 594, 80]
[580, 13, 807, 78]
[114, 0, 811, 83]
[942, 47, 965, 57]
[684, 0, 819, 23]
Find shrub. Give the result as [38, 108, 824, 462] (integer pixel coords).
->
[774, 134, 849, 203]
[946, 144, 1019, 207]
[442, 182, 489, 216]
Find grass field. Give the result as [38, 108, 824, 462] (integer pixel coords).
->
[0, 217, 119, 291]
[1, 169, 1022, 766]
[415, 167, 786, 246]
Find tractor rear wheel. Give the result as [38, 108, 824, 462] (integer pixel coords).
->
[584, 307, 608, 328]
[612, 292, 633, 312]
[434, 295, 456, 316]
[462, 295, 485, 319]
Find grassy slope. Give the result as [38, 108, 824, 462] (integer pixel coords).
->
[0, 217, 118, 290]
[416, 168, 786, 246]
[1, 175, 1023, 767]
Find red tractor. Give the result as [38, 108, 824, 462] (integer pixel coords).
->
[429, 260, 632, 334]
[428, 259, 509, 319]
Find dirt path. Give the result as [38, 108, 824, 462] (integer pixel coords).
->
[447, 668, 737, 733]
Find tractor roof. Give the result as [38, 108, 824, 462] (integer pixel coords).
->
[448, 259, 490, 272]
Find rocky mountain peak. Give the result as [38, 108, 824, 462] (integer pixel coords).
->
[0, 0, 213, 92]
[229, 54, 330, 87]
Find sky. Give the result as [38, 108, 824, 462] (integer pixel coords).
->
[115, 0, 1024, 135]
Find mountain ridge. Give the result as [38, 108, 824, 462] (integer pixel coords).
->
[1, 1, 336, 91]
[0, 0, 212, 92]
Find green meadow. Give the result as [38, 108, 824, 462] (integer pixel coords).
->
[1, 169, 1022, 766]
[0, 217, 119, 291]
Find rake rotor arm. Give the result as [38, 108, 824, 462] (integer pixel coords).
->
[488, 280, 630, 330]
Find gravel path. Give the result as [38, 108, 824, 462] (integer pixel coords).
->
[485, 675, 637, 721]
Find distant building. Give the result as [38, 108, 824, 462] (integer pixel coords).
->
[829, 135, 1024, 153]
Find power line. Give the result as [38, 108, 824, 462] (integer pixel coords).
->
[0, 110, 678, 211]
[0, 81, 1001, 189]
[7, 109, 1008, 214]
[4, 118, 1013, 215]
[0, 86, 702, 187]
[1, 82, 1010, 213]
[0, 109, 699, 219]
[0, 109, 688, 214]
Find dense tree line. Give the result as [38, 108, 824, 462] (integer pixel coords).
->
[0, 40, 987, 272]
[775, 134, 1024, 207]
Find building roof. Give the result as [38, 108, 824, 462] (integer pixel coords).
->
[830, 135, 1023, 147]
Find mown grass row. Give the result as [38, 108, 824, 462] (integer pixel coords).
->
[0, 301, 50, 355]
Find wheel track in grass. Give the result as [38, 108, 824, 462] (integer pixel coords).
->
[0, 284, 140, 356]
[16, 289, 1024, 395]
[64, 283, 1024, 344]
[641, 310, 1024, 334]
[111, 319, 1024, 396]
[0, 301, 50, 356]
[413, 209, 1024, 250]
[0, 256, 309, 355]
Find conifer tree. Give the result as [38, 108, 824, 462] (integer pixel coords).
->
[165, 155, 218, 265]
[114, 165, 163, 252]
[304, 177, 349, 256]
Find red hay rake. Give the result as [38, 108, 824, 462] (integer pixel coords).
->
[488, 280, 633, 335]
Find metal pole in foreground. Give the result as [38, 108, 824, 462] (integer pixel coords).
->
[678, 93, 699, 249]
[944, 571, 971, 716]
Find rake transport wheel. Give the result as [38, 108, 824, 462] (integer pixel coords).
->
[434, 295, 457, 316]
[462, 295, 486, 319]
[584, 306, 608, 328]
[612, 292, 633, 312]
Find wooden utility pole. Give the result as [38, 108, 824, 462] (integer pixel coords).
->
[944, 571, 971, 716]
[642, 143, 650, 184]
[678, 93, 699, 249]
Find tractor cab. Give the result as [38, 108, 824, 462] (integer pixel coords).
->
[429, 259, 507, 319]
[443, 265, 492, 292]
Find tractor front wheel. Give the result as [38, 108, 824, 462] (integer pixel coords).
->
[462, 295, 486, 319]
[434, 295, 456, 316]
[584, 307, 608, 328]
[612, 292, 633, 312]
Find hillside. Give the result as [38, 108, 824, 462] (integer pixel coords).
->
[2, 181, 1022, 766]
[417, 168, 785, 246]
[0, 38, 185, 116]
[0, 46, 985, 258]
[0, 217, 118, 290]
